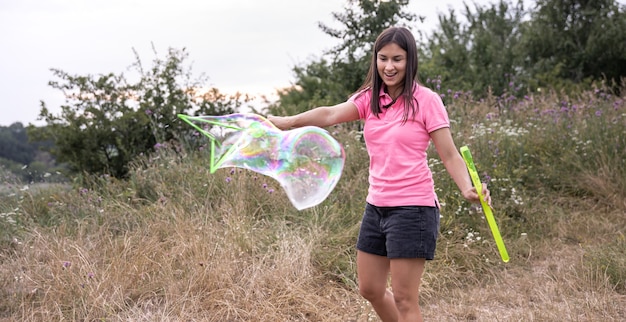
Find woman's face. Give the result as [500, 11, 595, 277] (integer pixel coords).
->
[376, 42, 407, 98]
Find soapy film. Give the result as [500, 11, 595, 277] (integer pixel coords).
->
[178, 113, 345, 210]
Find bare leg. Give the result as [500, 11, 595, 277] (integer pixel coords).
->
[390, 258, 426, 322]
[356, 250, 398, 322]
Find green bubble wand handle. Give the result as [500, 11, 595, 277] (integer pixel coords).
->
[460, 146, 510, 263]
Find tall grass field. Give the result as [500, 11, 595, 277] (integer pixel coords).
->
[1, 85, 625, 321]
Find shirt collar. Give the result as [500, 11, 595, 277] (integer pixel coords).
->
[378, 85, 395, 106]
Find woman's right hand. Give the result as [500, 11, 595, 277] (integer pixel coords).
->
[462, 182, 492, 207]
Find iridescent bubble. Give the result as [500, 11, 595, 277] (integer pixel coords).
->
[178, 113, 345, 210]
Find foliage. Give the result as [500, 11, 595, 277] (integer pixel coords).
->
[268, 59, 340, 117]
[318, 0, 418, 95]
[28, 47, 246, 179]
[422, 0, 626, 97]
[267, 0, 418, 121]
[0, 123, 63, 182]
[1, 85, 625, 320]
[271, 0, 626, 114]
[521, 0, 626, 90]
[422, 0, 526, 96]
[0, 123, 36, 165]
[14, 0, 626, 182]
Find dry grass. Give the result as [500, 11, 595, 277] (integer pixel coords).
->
[1, 87, 625, 321]
[2, 201, 366, 321]
[2, 173, 624, 322]
[422, 241, 626, 321]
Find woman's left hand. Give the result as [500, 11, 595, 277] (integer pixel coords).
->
[462, 183, 491, 207]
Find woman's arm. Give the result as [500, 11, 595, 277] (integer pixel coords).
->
[430, 127, 491, 205]
[268, 101, 360, 130]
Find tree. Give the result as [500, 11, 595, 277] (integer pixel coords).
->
[132, 47, 249, 145]
[0, 123, 33, 165]
[421, 0, 527, 96]
[319, 0, 419, 94]
[269, 59, 340, 116]
[30, 71, 145, 178]
[268, 0, 419, 119]
[0, 122, 61, 182]
[521, 0, 626, 89]
[29, 47, 245, 179]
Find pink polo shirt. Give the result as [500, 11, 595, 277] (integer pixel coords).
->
[348, 84, 449, 207]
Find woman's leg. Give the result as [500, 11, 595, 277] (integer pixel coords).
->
[356, 250, 398, 322]
[390, 258, 426, 322]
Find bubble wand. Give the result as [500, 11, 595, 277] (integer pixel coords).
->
[460, 146, 509, 263]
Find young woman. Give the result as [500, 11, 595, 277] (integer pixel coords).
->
[268, 26, 490, 322]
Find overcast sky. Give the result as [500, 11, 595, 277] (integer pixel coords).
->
[0, 0, 531, 126]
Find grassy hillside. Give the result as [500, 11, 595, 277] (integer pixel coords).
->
[1, 85, 625, 321]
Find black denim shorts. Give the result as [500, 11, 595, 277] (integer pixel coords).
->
[356, 202, 440, 259]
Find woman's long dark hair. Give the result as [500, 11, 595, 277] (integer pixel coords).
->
[353, 27, 420, 123]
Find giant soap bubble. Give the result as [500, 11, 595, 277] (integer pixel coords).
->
[178, 113, 345, 210]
